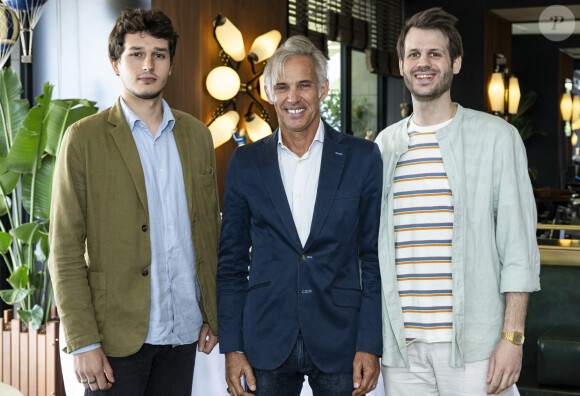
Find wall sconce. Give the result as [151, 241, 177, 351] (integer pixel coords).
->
[206, 14, 281, 148]
[488, 53, 521, 118]
[560, 78, 577, 137]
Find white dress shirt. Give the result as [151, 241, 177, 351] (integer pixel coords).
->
[277, 119, 324, 247]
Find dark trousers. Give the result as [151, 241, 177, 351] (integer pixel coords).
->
[86, 343, 197, 396]
[251, 334, 354, 396]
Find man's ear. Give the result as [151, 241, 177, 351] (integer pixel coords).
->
[452, 56, 462, 75]
[110, 58, 120, 76]
[319, 78, 329, 101]
[399, 58, 404, 77]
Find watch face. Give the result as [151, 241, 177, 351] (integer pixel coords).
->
[514, 333, 523, 343]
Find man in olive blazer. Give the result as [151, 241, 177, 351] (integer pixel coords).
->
[48, 9, 220, 396]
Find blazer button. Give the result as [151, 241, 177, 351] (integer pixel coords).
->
[141, 269, 149, 276]
[300, 254, 308, 261]
[142, 224, 148, 232]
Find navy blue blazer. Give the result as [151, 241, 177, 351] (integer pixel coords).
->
[217, 122, 383, 373]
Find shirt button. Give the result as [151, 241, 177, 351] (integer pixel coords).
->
[141, 269, 149, 276]
[141, 224, 148, 232]
[300, 254, 308, 261]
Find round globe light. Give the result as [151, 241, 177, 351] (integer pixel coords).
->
[206, 66, 241, 101]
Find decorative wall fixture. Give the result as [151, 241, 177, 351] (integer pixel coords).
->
[488, 53, 521, 118]
[560, 78, 580, 137]
[0, 4, 19, 68]
[2, 0, 48, 63]
[206, 14, 281, 148]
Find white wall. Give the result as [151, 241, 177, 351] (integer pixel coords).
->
[32, 0, 150, 110]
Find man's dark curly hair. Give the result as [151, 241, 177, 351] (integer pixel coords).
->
[108, 8, 179, 64]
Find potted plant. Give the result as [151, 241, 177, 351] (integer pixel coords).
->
[0, 66, 98, 395]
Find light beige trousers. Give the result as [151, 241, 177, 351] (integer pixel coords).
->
[382, 342, 517, 396]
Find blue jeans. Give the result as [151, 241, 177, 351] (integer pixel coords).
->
[251, 334, 354, 396]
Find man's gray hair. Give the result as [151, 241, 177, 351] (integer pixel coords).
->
[263, 35, 328, 99]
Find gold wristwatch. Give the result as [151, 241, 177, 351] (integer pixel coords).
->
[501, 331, 525, 345]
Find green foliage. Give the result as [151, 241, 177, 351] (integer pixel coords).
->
[321, 90, 341, 130]
[0, 67, 98, 329]
[320, 90, 374, 138]
[351, 96, 373, 138]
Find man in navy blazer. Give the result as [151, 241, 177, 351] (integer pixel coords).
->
[217, 36, 383, 396]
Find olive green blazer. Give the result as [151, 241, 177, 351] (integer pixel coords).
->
[48, 99, 220, 357]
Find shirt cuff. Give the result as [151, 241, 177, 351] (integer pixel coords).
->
[70, 342, 101, 355]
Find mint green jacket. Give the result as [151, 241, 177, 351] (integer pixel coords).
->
[48, 99, 220, 357]
[375, 105, 541, 368]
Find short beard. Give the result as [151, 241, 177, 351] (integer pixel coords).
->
[404, 67, 453, 102]
[130, 89, 163, 100]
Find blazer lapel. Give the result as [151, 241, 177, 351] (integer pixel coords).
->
[304, 124, 347, 250]
[107, 100, 149, 216]
[258, 130, 303, 251]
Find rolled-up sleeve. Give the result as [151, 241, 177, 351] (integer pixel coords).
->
[493, 125, 541, 293]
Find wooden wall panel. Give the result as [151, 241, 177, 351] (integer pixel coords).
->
[152, 0, 287, 207]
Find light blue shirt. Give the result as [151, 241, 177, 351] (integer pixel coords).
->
[72, 98, 203, 354]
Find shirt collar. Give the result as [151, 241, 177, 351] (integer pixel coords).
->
[277, 118, 325, 148]
[119, 97, 175, 135]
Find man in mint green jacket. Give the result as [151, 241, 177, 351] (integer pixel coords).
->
[375, 7, 540, 396]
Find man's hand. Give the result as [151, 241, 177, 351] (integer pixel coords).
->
[352, 351, 380, 396]
[73, 347, 114, 392]
[486, 339, 522, 394]
[225, 352, 256, 396]
[198, 322, 219, 354]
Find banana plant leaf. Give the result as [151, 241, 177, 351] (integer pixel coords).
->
[0, 193, 9, 216]
[17, 305, 43, 329]
[9, 222, 42, 245]
[0, 68, 29, 157]
[0, 231, 12, 254]
[5, 83, 52, 174]
[46, 99, 98, 157]
[22, 156, 53, 220]
[0, 156, 20, 195]
[0, 265, 34, 305]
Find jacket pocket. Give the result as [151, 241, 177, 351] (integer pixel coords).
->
[88, 271, 106, 330]
[331, 287, 362, 308]
[199, 168, 215, 190]
[334, 189, 360, 200]
[247, 281, 271, 292]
